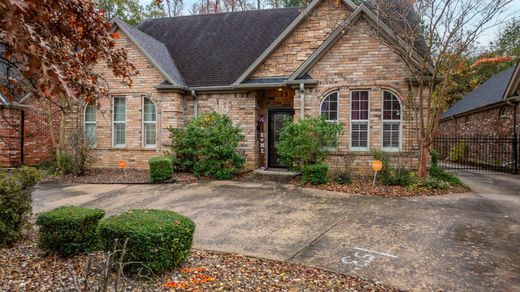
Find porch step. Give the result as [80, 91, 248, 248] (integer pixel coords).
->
[249, 168, 299, 183]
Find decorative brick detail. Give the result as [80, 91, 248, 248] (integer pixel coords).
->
[252, 0, 353, 78]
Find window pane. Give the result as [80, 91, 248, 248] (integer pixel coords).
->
[85, 104, 96, 122]
[383, 91, 401, 121]
[351, 122, 368, 148]
[144, 98, 156, 122]
[383, 122, 400, 148]
[85, 123, 96, 143]
[114, 97, 126, 122]
[320, 92, 338, 122]
[144, 123, 156, 146]
[351, 91, 369, 121]
[114, 123, 125, 145]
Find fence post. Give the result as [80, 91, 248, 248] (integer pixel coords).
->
[513, 133, 518, 175]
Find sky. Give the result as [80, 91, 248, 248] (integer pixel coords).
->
[139, 0, 520, 50]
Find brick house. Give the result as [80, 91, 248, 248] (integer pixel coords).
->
[67, 0, 429, 173]
[0, 95, 58, 167]
[438, 62, 520, 137]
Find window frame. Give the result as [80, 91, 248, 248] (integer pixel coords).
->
[319, 91, 340, 151]
[381, 90, 402, 152]
[112, 95, 126, 148]
[142, 96, 157, 149]
[349, 90, 370, 151]
[83, 103, 97, 147]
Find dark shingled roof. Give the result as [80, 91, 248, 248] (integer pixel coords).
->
[441, 66, 516, 119]
[137, 8, 301, 87]
[116, 20, 186, 87]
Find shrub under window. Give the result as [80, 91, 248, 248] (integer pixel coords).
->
[276, 117, 342, 172]
[97, 209, 196, 273]
[36, 206, 105, 256]
[169, 112, 245, 179]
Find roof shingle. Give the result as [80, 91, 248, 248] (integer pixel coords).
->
[137, 8, 301, 87]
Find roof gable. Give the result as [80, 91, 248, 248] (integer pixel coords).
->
[112, 19, 187, 88]
[138, 8, 301, 87]
[234, 0, 359, 85]
[441, 65, 517, 119]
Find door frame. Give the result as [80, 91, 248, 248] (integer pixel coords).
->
[267, 107, 294, 168]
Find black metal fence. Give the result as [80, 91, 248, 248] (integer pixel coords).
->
[432, 134, 519, 174]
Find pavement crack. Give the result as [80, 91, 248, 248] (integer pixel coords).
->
[286, 199, 374, 261]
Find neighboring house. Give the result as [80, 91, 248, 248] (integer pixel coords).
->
[438, 62, 520, 137]
[70, 0, 429, 173]
[0, 94, 57, 167]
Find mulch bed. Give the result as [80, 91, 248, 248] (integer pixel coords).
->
[308, 183, 470, 197]
[44, 168, 201, 184]
[295, 177, 470, 198]
[0, 227, 399, 291]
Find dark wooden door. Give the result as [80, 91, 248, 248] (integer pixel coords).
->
[268, 108, 294, 168]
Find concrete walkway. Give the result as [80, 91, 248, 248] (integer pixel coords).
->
[32, 172, 520, 291]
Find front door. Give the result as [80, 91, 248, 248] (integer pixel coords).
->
[268, 108, 294, 168]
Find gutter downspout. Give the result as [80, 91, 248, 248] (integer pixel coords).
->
[191, 90, 198, 118]
[507, 97, 519, 174]
[299, 83, 305, 120]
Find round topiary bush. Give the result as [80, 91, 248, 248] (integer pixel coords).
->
[97, 209, 196, 273]
[149, 157, 174, 182]
[36, 206, 105, 256]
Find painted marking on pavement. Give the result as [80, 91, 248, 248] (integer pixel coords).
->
[353, 247, 398, 258]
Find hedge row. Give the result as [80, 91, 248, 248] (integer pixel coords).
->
[36, 206, 195, 273]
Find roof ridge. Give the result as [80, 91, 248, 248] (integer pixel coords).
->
[138, 7, 303, 25]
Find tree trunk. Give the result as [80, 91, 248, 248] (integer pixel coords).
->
[418, 139, 430, 178]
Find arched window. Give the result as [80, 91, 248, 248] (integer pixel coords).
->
[143, 97, 157, 148]
[382, 90, 401, 151]
[320, 91, 338, 122]
[84, 103, 96, 144]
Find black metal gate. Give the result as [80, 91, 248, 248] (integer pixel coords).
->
[433, 134, 519, 174]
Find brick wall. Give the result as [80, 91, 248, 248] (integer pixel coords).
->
[438, 103, 520, 137]
[82, 29, 185, 169]
[0, 103, 58, 167]
[293, 17, 424, 173]
[253, 0, 353, 78]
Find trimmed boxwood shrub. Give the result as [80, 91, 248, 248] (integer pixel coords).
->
[97, 209, 196, 273]
[0, 167, 40, 247]
[149, 157, 174, 182]
[302, 163, 329, 185]
[36, 206, 105, 256]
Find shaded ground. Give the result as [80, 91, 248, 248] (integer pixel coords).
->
[1, 227, 395, 291]
[32, 172, 520, 291]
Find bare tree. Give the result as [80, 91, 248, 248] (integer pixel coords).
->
[189, 0, 255, 14]
[367, 0, 516, 178]
[164, 0, 184, 16]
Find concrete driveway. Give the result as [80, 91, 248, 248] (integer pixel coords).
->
[32, 172, 520, 291]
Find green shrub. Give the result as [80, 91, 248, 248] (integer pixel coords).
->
[371, 149, 419, 187]
[97, 209, 196, 273]
[276, 117, 343, 171]
[302, 163, 329, 185]
[149, 157, 174, 182]
[169, 112, 245, 179]
[430, 149, 439, 167]
[449, 142, 467, 162]
[430, 165, 464, 186]
[36, 206, 105, 256]
[0, 167, 40, 247]
[57, 152, 76, 175]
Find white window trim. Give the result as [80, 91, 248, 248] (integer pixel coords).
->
[381, 90, 403, 152]
[350, 90, 370, 151]
[112, 96, 126, 148]
[84, 103, 96, 147]
[320, 91, 340, 152]
[142, 96, 157, 149]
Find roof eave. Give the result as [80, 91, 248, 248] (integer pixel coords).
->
[440, 99, 511, 121]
